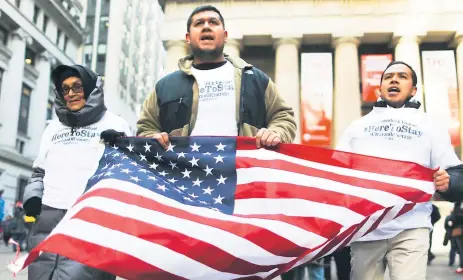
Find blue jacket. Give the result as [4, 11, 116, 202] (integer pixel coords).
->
[0, 198, 5, 221]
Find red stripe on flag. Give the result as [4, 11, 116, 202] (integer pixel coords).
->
[71, 207, 280, 275]
[236, 182, 384, 217]
[234, 213, 342, 240]
[76, 188, 308, 257]
[362, 207, 395, 237]
[236, 158, 432, 203]
[393, 203, 417, 220]
[236, 137, 434, 181]
[35, 234, 184, 280]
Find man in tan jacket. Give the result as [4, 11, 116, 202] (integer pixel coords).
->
[136, 5, 296, 148]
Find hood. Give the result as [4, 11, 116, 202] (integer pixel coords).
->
[373, 96, 421, 109]
[177, 53, 252, 75]
[51, 65, 107, 127]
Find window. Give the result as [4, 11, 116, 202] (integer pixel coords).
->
[63, 36, 69, 52]
[0, 26, 7, 45]
[46, 100, 54, 120]
[15, 0, 20, 8]
[0, 68, 3, 99]
[17, 84, 32, 134]
[42, 15, 49, 32]
[24, 47, 36, 66]
[16, 177, 28, 202]
[33, 5, 40, 24]
[56, 29, 62, 45]
[15, 139, 25, 154]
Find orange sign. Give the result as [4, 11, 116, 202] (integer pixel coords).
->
[300, 53, 333, 147]
[361, 54, 393, 102]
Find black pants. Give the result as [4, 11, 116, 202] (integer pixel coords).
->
[324, 246, 351, 280]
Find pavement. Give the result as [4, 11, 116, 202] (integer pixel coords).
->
[0, 245, 460, 280]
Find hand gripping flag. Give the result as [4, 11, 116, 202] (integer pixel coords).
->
[11, 136, 435, 279]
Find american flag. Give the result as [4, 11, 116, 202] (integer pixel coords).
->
[12, 136, 435, 279]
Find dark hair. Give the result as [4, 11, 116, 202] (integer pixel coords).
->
[380, 61, 418, 87]
[187, 5, 225, 32]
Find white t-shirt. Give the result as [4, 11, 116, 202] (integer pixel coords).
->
[336, 106, 461, 241]
[34, 111, 132, 209]
[190, 61, 237, 136]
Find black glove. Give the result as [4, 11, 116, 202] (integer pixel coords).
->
[23, 197, 42, 218]
[100, 129, 126, 146]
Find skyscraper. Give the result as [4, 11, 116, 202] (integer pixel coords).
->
[83, 0, 167, 133]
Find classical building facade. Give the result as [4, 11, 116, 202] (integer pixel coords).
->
[0, 0, 86, 214]
[83, 0, 167, 133]
[162, 0, 463, 156]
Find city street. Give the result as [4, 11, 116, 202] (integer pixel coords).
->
[0, 245, 459, 280]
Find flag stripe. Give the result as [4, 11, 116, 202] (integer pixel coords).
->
[236, 182, 384, 217]
[236, 149, 434, 192]
[72, 195, 295, 266]
[236, 137, 434, 181]
[75, 184, 310, 257]
[72, 207, 282, 275]
[236, 158, 432, 203]
[234, 198, 365, 227]
[36, 234, 186, 280]
[49, 219, 266, 279]
[76, 180, 322, 250]
[233, 213, 343, 240]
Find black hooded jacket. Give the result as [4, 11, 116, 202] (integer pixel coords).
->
[51, 65, 107, 132]
[24, 65, 107, 217]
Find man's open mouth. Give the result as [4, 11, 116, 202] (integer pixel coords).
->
[200, 35, 214, 41]
[388, 86, 400, 93]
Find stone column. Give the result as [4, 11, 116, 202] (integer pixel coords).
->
[332, 37, 361, 146]
[224, 39, 241, 58]
[393, 35, 424, 106]
[26, 52, 51, 158]
[274, 38, 301, 143]
[165, 40, 187, 74]
[455, 35, 463, 158]
[0, 29, 28, 150]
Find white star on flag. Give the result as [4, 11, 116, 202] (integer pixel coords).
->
[181, 168, 192, 178]
[143, 142, 152, 152]
[166, 143, 176, 152]
[157, 185, 167, 192]
[177, 152, 187, 158]
[215, 143, 226, 151]
[217, 175, 227, 185]
[189, 157, 199, 167]
[127, 143, 134, 152]
[130, 176, 140, 183]
[213, 155, 224, 163]
[190, 142, 201, 152]
[192, 178, 203, 186]
[203, 165, 213, 176]
[169, 161, 178, 169]
[149, 162, 159, 170]
[203, 186, 214, 195]
[213, 195, 224, 204]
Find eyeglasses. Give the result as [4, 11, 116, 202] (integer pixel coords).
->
[61, 84, 83, 95]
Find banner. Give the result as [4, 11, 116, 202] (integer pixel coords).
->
[360, 54, 393, 102]
[422, 50, 461, 147]
[300, 53, 333, 147]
